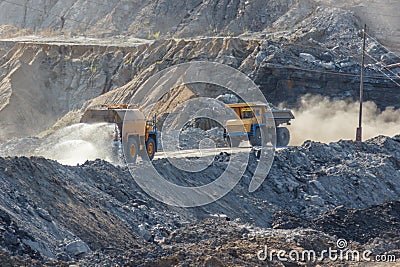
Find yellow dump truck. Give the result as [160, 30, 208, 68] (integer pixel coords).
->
[80, 104, 157, 162]
[224, 103, 294, 147]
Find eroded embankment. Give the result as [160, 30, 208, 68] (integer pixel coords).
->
[1, 35, 399, 144]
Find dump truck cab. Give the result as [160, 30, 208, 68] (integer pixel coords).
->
[224, 103, 294, 147]
[80, 104, 157, 162]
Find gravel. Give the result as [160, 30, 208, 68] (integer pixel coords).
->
[0, 135, 399, 265]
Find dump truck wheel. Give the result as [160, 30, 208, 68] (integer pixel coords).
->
[276, 127, 290, 147]
[125, 138, 138, 163]
[227, 136, 241, 147]
[111, 141, 122, 164]
[250, 127, 262, 146]
[146, 137, 156, 161]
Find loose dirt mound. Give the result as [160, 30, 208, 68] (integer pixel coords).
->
[0, 135, 399, 264]
[273, 201, 400, 245]
[314, 201, 400, 244]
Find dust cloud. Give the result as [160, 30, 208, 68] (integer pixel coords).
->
[0, 123, 119, 166]
[286, 95, 400, 145]
[40, 123, 119, 165]
[314, 0, 400, 51]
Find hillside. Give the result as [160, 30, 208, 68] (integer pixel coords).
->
[0, 0, 398, 144]
[0, 0, 398, 52]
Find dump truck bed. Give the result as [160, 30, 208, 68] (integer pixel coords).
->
[226, 102, 294, 126]
[271, 109, 295, 126]
[80, 107, 147, 142]
[80, 109, 123, 124]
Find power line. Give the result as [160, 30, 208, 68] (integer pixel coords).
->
[364, 51, 400, 87]
[359, 32, 400, 88]
[369, 64, 400, 88]
[365, 50, 399, 75]
[365, 51, 400, 79]
[365, 32, 400, 61]
[365, 54, 400, 88]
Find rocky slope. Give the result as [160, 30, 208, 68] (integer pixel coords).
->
[0, 40, 146, 141]
[0, 0, 398, 143]
[0, 135, 399, 264]
[0, 0, 398, 51]
[0, 0, 304, 38]
[0, 33, 398, 143]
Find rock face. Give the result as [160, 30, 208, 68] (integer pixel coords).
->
[0, 0, 292, 38]
[0, 42, 141, 141]
[3, 36, 396, 143]
[0, 209, 40, 260]
[0, 0, 398, 143]
[0, 0, 398, 51]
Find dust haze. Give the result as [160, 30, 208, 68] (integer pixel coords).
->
[40, 123, 119, 165]
[286, 95, 400, 145]
[0, 123, 119, 166]
[314, 0, 400, 51]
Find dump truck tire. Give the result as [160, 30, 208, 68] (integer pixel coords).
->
[227, 136, 241, 147]
[125, 137, 138, 163]
[276, 127, 290, 147]
[111, 141, 122, 163]
[250, 127, 262, 146]
[146, 137, 156, 161]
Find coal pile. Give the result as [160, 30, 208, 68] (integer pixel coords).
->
[0, 210, 41, 260]
[0, 135, 399, 265]
[273, 201, 400, 244]
[313, 201, 400, 244]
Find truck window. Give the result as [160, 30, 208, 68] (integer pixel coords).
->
[242, 110, 254, 119]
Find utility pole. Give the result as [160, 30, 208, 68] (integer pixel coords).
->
[356, 24, 367, 142]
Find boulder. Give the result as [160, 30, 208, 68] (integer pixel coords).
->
[65, 240, 90, 257]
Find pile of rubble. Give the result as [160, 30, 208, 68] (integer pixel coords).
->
[0, 135, 399, 264]
[178, 127, 227, 149]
